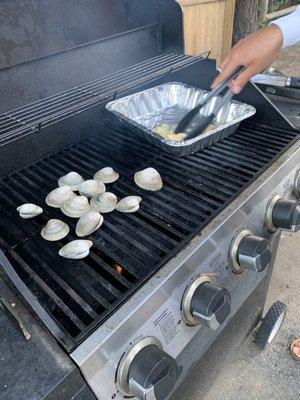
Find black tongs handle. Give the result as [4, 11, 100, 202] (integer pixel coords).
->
[175, 65, 245, 134]
[186, 89, 234, 140]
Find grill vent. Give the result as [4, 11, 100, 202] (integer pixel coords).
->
[0, 122, 297, 351]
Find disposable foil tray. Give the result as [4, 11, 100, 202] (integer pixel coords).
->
[106, 82, 256, 156]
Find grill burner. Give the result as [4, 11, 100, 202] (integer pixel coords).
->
[0, 122, 297, 351]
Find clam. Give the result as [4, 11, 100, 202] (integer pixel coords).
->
[90, 192, 118, 213]
[17, 203, 43, 219]
[61, 196, 91, 218]
[58, 172, 84, 191]
[59, 240, 93, 260]
[45, 186, 75, 208]
[41, 219, 69, 241]
[134, 167, 163, 191]
[79, 180, 106, 198]
[94, 167, 119, 184]
[76, 211, 103, 237]
[116, 196, 142, 213]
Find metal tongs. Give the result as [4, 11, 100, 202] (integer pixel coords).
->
[175, 65, 245, 140]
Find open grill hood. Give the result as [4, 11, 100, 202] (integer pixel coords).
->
[0, 0, 298, 352]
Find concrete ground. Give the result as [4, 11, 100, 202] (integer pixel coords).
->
[272, 44, 300, 76]
[173, 232, 300, 400]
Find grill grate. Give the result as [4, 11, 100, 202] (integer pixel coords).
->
[0, 122, 298, 351]
[0, 52, 205, 146]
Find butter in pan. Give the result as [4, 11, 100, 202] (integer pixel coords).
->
[106, 82, 256, 156]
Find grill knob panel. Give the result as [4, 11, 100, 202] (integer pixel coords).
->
[117, 337, 180, 400]
[182, 276, 231, 329]
[271, 198, 300, 232]
[230, 230, 272, 273]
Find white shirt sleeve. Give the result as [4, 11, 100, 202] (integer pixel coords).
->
[271, 6, 300, 48]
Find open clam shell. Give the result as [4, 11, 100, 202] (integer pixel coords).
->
[90, 192, 118, 213]
[46, 186, 75, 208]
[58, 172, 84, 191]
[61, 196, 91, 218]
[116, 196, 142, 213]
[79, 180, 106, 198]
[94, 167, 119, 184]
[134, 167, 163, 191]
[17, 203, 43, 219]
[59, 240, 93, 259]
[76, 211, 104, 237]
[41, 219, 69, 241]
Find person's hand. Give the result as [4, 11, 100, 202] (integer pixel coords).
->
[211, 24, 283, 94]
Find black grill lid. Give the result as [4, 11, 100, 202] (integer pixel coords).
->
[0, 0, 183, 113]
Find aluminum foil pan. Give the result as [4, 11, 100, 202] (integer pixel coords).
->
[106, 82, 256, 156]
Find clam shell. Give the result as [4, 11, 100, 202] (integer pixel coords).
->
[41, 219, 69, 241]
[94, 167, 119, 184]
[76, 211, 103, 237]
[58, 172, 84, 191]
[46, 186, 75, 208]
[90, 192, 117, 213]
[61, 196, 91, 218]
[79, 180, 106, 198]
[59, 240, 93, 259]
[17, 203, 43, 219]
[116, 196, 142, 213]
[134, 167, 163, 191]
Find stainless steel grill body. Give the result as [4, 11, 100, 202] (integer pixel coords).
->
[0, 2, 299, 400]
[70, 139, 300, 399]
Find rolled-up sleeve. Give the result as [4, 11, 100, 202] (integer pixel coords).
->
[271, 6, 300, 47]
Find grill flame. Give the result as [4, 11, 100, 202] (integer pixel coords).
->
[114, 263, 124, 275]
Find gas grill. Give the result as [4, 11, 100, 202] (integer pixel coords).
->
[0, 1, 299, 400]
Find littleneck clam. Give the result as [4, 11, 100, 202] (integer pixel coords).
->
[61, 196, 91, 218]
[116, 196, 142, 213]
[134, 167, 163, 191]
[58, 172, 84, 191]
[90, 192, 118, 213]
[59, 240, 93, 259]
[17, 203, 43, 219]
[46, 186, 75, 208]
[94, 167, 119, 184]
[76, 211, 104, 237]
[79, 180, 106, 198]
[41, 219, 69, 241]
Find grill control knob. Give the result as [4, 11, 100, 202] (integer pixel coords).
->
[230, 230, 272, 274]
[182, 276, 231, 329]
[294, 168, 300, 199]
[266, 195, 300, 233]
[117, 337, 181, 400]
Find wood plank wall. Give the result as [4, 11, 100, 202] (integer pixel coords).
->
[177, 0, 236, 64]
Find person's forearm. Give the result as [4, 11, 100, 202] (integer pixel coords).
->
[271, 6, 300, 48]
[211, 6, 300, 94]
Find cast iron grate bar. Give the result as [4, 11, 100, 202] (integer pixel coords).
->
[0, 53, 205, 145]
[0, 121, 298, 351]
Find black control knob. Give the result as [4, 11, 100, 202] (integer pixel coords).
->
[182, 276, 231, 329]
[238, 235, 272, 272]
[230, 230, 272, 273]
[128, 345, 179, 400]
[117, 337, 180, 400]
[294, 168, 300, 199]
[272, 198, 300, 232]
[238, 236, 272, 272]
